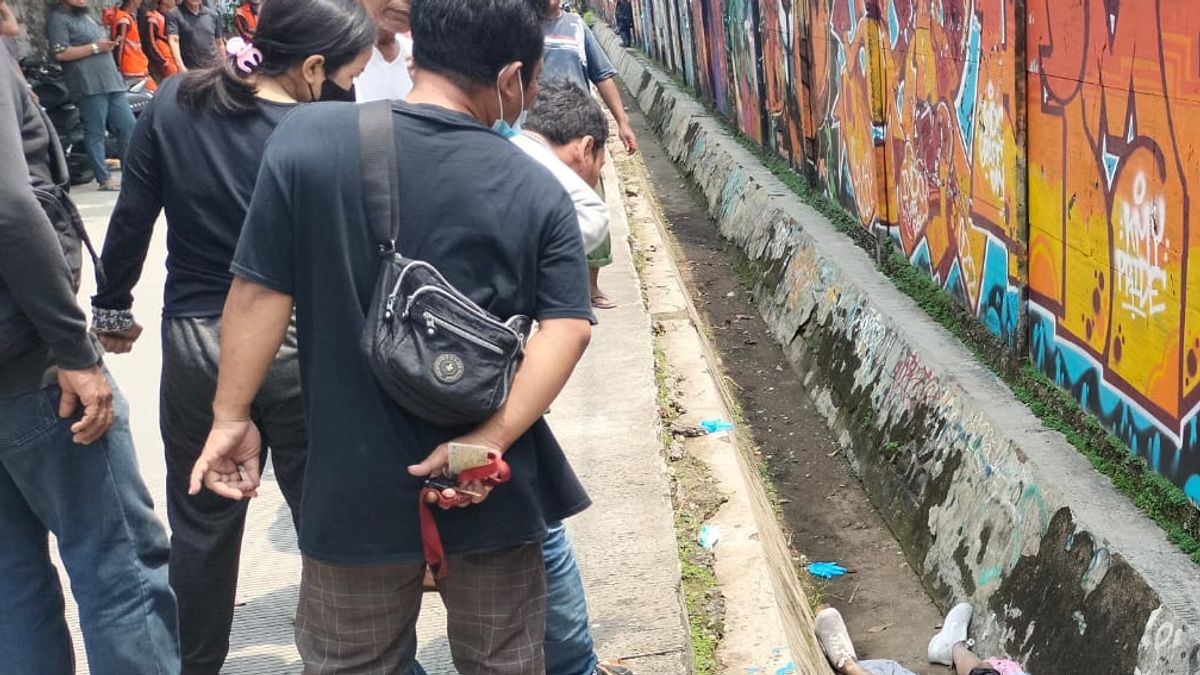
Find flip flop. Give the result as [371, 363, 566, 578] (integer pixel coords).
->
[592, 295, 617, 310]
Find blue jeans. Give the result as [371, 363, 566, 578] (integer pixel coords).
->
[0, 377, 180, 675]
[77, 90, 136, 185]
[410, 522, 596, 675]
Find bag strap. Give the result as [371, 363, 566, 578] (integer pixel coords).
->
[33, 102, 106, 286]
[358, 100, 402, 256]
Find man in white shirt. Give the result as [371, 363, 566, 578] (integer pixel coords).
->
[355, 0, 412, 102]
[511, 79, 610, 255]
[509, 80, 634, 675]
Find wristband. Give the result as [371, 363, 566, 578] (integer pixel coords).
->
[92, 307, 135, 333]
[91, 42, 99, 55]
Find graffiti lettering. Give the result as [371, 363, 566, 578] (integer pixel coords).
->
[1114, 173, 1169, 319]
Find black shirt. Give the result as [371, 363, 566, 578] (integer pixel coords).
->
[232, 101, 594, 564]
[93, 76, 297, 318]
[165, 5, 223, 69]
[0, 48, 100, 395]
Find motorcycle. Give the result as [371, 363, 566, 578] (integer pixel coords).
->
[19, 57, 153, 186]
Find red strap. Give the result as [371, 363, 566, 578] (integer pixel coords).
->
[419, 452, 511, 578]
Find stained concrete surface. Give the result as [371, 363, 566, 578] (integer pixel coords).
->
[594, 22, 1200, 675]
[55, 151, 689, 673]
[612, 80, 945, 673]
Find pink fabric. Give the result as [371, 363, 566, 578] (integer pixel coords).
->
[987, 658, 1029, 675]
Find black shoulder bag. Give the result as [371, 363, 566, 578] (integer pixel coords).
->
[358, 100, 532, 427]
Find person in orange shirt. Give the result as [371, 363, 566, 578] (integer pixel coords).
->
[233, 0, 259, 41]
[110, 0, 155, 90]
[145, 0, 179, 82]
[101, 1, 119, 32]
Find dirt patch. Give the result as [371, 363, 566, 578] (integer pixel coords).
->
[615, 90, 948, 673]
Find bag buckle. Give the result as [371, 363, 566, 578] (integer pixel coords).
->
[377, 239, 396, 256]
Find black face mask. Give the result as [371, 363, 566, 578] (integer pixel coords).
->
[317, 79, 356, 102]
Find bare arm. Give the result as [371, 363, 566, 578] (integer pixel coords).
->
[54, 41, 116, 62]
[0, 1, 19, 37]
[168, 35, 186, 71]
[595, 77, 638, 154]
[188, 277, 293, 499]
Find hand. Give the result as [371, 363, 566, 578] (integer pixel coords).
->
[57, 365, 114, 444]
[96, 40, 118, 53]
[618, 121, 638, 154]
[189, 417, 263, 500]
[408, 436, 502, 508]
[95, 322, 143, 354]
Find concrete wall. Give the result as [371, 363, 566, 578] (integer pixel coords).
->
[594, 23, 1200, 674]
[591, 0, 1200, 505]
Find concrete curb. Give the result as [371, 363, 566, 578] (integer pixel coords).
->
[612, 125, 833, 674]
[596, 23, 1200, 675]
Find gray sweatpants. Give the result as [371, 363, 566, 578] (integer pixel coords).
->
[161, 316, 308, 675]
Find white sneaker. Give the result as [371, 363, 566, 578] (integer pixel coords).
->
[928, 602, 974, 665]
[814, 607, 857, 669]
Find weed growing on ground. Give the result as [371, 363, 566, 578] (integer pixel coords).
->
[652, 320, 724, 674]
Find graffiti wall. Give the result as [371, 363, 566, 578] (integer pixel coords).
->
[882, 0, 1023, 342]
[761, 0, 814, 166]
[611, 0, 1200, 497]
[1027, 0, 1200, 495]
[807, 0, 1023, 342]
[726, 0, 765, 142]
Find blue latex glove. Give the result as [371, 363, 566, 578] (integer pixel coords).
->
[806, 562, 848, 579]
[700, 418, 734, 433]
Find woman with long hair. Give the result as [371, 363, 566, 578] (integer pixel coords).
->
[90, 0, 374, 672]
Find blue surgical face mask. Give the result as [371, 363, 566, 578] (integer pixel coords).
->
[492, 69, 526, 138]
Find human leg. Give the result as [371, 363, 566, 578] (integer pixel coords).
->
[815, 606, 917, 675]
[439, 542, 548, 674]
[105, 91, 137, 165]
[928, 602, 974, 667]
[77, 92, 112, 185]
[951, 643, 995, 675]
[0, 382, 179, 675]
[815, 606, 858, 672]
[161, 318, 249, 675]
[542, 522, 599, 675]
[294, 556, 425, 674]
[0, 392, 75, 674]
[587, 214, 615, 309]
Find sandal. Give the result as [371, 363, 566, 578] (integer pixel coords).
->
[591, 294, 617, 310]
[595, 662, 634, 675]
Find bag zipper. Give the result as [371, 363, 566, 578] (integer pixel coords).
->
[423, 311, 505, 355]
[405, 285, 517, 336]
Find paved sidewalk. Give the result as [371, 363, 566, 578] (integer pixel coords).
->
[57, 170, 689, 673]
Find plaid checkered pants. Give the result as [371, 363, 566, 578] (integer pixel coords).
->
[295, 543, 547, 674]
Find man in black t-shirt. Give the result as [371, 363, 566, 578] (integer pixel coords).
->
[165, 0, 223, 70]
[189, 0, 594, 671]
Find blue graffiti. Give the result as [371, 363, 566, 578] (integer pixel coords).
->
[888, 0, 900, 48]
[953, 12, 983, 157]
[1030, 305, 1200, 490]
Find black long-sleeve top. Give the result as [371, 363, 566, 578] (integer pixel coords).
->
[92, 75, 297, 318]
[0, 48, 100, 395]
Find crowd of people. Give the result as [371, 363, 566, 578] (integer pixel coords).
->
[1, 0, 1039, 673]
[1, 0, 651, 672]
